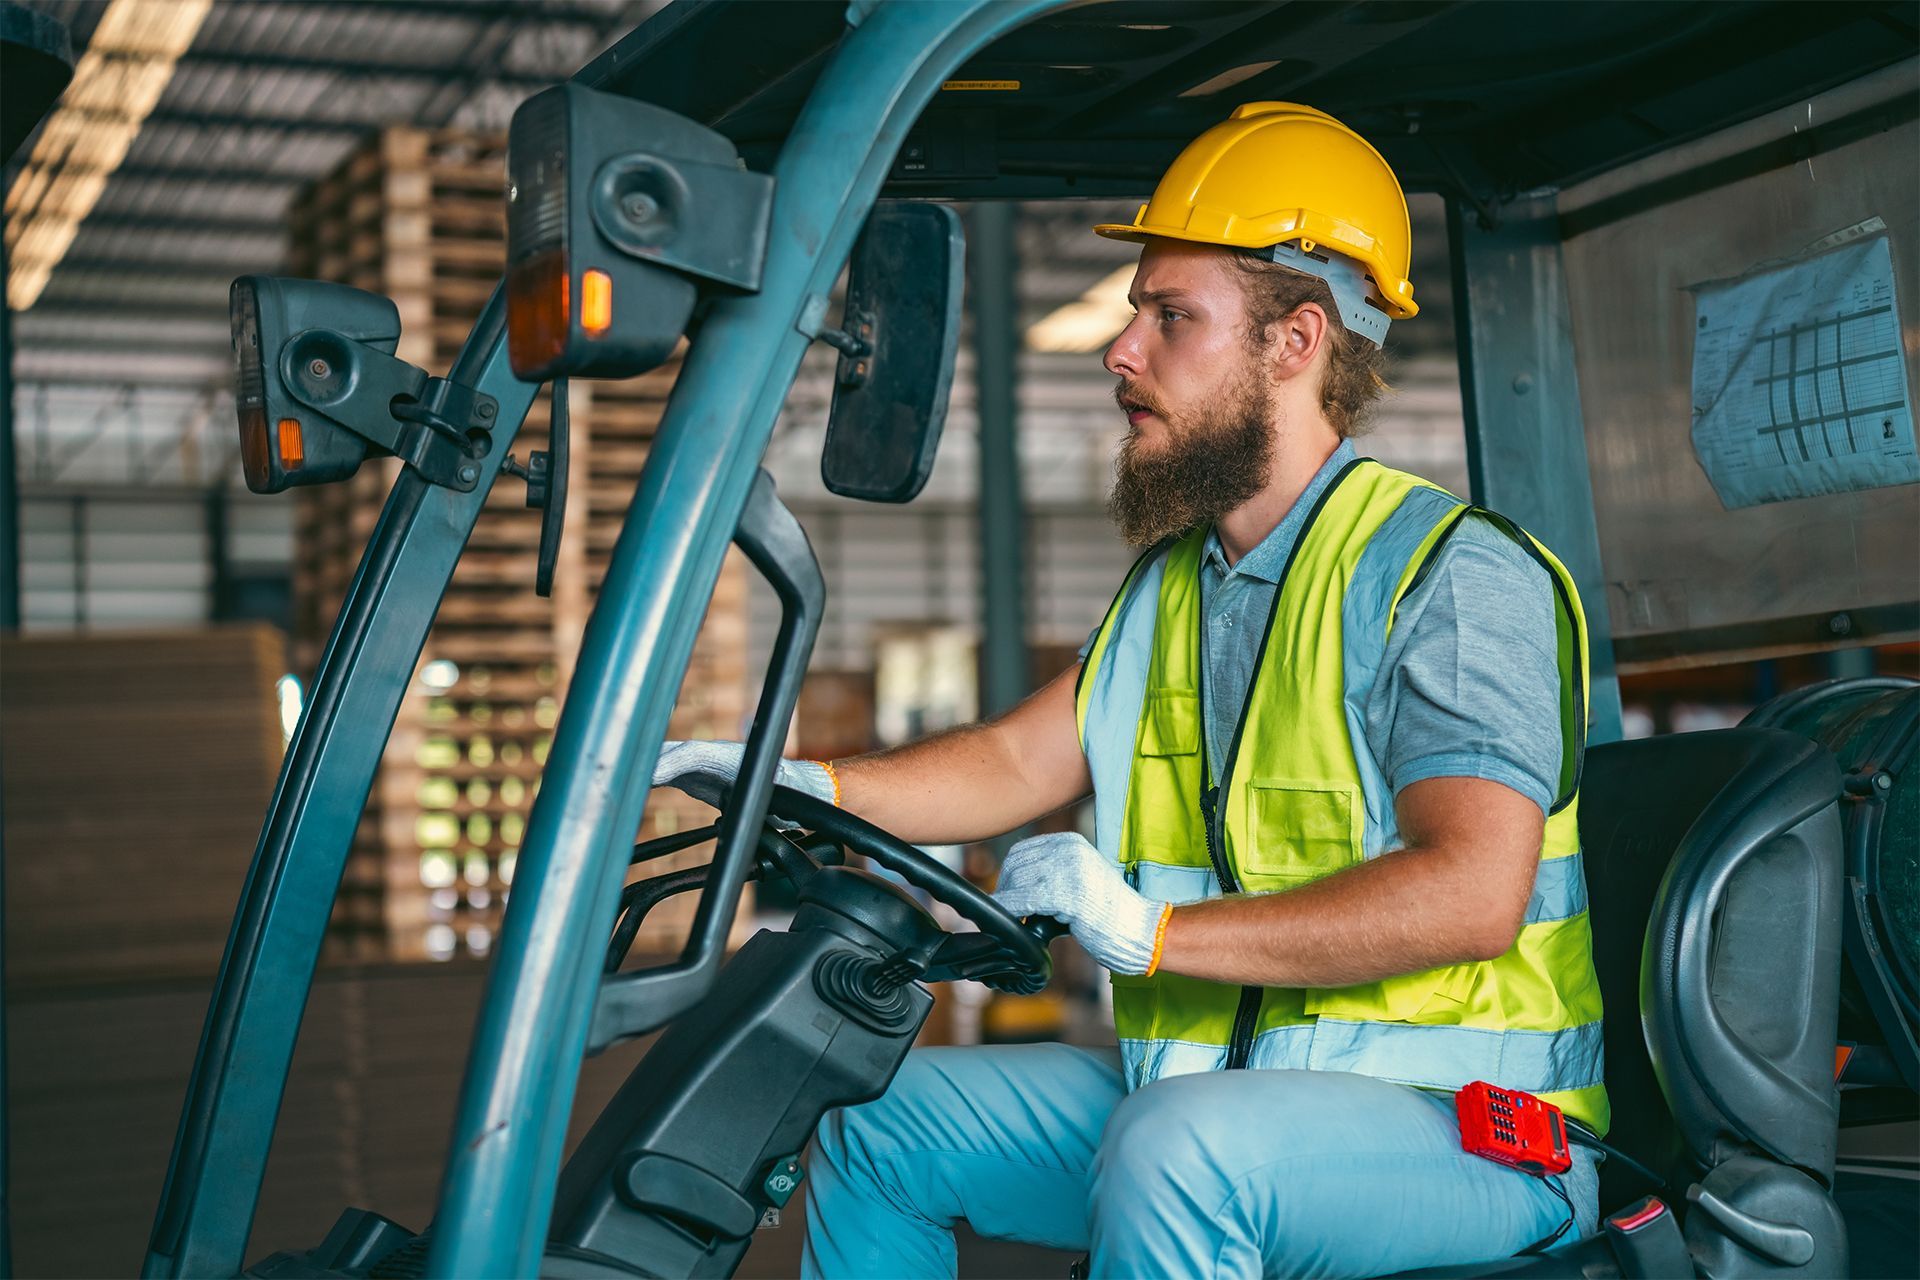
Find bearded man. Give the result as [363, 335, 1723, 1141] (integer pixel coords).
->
[652, 103, 1607, 1278]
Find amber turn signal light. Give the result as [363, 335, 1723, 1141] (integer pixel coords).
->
[507, 249, 570, 376]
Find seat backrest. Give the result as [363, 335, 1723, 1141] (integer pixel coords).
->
[1578, 727, 1844, 1208]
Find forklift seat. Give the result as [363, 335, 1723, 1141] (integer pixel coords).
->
[1395, 727, 1848, 1278]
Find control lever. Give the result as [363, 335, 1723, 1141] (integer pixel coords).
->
[1684, 1184, 1815, 1267]
[500, 376, 570, 597]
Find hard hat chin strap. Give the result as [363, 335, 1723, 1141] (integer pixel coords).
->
[1250, 240, 1391, 348]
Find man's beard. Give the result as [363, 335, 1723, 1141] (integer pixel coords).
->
[1106, 363, 1276, 547]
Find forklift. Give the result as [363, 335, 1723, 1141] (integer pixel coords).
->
[138, 2, 1918, 1276]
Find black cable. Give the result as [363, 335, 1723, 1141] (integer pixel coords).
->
[1566, 1122, 1673, 1196]
[1519, 1175, 1577, 1254]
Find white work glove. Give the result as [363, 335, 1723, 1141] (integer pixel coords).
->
[992, 832, 1172, 977]
[650, 740, 838, 812]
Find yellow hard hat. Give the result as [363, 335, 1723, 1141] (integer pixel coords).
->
[1095, 102, 1417, 323]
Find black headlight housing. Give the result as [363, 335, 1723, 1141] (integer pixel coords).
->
[230, 276, 402, 493]
[504, 83, 774, 381]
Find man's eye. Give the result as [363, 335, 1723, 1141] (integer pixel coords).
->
[1160, 309, 1186, 325]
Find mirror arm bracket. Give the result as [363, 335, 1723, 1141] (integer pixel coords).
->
[819, 311, 875, 388]
[282, 334, 497, 492]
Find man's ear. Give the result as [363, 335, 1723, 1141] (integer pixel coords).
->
[1269, 302, 1329, 385]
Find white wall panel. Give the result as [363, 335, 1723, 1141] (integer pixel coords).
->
[12, 492, 297, 631]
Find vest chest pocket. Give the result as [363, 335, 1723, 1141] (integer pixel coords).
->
[1138, 688, 1198, 756]
[1126, 689, 1207, 865]
[1239, 779, 1363, 890]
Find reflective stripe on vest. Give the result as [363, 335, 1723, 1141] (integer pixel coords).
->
[1075, 460, 1609, 1132]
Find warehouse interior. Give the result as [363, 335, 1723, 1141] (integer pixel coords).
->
[2, 2, 1917, 1278]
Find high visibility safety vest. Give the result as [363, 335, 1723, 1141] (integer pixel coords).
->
[1075, 458, 1609, 1132]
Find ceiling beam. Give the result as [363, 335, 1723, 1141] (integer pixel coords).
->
[223, 0, 616, 23]
[39, 259, 257, 283]
[21, 299, 230, 322]
[142, 108, 374, 137]
[177, 48, 559, 89]
[12, 363, 229, 389]
[51, 245, 280, 271]
[29, 288, 232, 315]
[74, 212, 289, 236]
[81, 162, 310, 187]
[9, 331, 227, 354]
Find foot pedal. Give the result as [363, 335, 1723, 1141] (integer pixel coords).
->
[1604, 1197, 1694, 1279]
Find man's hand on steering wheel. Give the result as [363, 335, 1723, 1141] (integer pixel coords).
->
[649, 742, 1061, 994]
[652, 740, 837, 816]
[993, 832, 1172, 978]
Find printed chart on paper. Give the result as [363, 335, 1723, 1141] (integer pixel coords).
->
[1689, 233, 1917, 509]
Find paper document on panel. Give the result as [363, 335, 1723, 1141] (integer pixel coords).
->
[1689, 231, 1917, 509]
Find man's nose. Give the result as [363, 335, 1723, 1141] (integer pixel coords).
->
[1104, 317, 1145, 378]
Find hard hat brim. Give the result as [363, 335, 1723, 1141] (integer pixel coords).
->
[1090, 221, 1418, 321]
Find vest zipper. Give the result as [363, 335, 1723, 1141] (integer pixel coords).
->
[1199, 457, 1364, 1073]
[1199, 785, 1261, 1070]
[1200, 785, 1263, 1070]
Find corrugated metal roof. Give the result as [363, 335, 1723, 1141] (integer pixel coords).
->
[5, 0, 659, 481]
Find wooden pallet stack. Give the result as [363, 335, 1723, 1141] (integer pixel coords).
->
[286, 127, 749, 964]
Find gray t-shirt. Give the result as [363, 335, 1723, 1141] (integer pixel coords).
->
[1082, 440, 1564, 816]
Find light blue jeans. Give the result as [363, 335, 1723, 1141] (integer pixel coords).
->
[802, 1044, 1600, 1279]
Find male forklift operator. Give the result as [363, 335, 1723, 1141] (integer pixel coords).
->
[653, 103, 1607, 1278]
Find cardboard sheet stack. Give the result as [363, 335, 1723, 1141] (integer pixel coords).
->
[1, 625, 287, 984]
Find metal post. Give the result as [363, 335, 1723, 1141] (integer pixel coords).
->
[1, 13, 74, 1268]
[205, 486, 230, 621]
[0, 220, 14, 1280]
[1448, 196, 1624, 745]
[1, 202, 17, 631]
[0, 190, 15, 1280]
[68, 496, 83, 629]
[969, 204, 1027, 719]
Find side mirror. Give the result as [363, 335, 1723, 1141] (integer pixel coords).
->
[820, 202, 965, 505]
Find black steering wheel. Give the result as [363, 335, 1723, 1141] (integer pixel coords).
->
[612, 784, 1065, 993]
[760, 785, 1065, 994]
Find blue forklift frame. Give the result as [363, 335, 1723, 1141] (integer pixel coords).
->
[142, 3, 1063, 1277]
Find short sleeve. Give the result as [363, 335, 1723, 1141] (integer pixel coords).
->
[1367, 516, 1564, 817]
[1076, 621, 1100, 664]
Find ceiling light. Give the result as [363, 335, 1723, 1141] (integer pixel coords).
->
[5, 0, 213, 311]
[1026, 264, 1134, 354]
[1179, 61, 1280, 98]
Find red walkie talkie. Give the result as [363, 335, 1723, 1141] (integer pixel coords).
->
[1456, 1081, 1572, 1177]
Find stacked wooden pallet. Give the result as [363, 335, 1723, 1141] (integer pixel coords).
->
[286, 127, 749, 964]
[0, 626, 287, 986]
